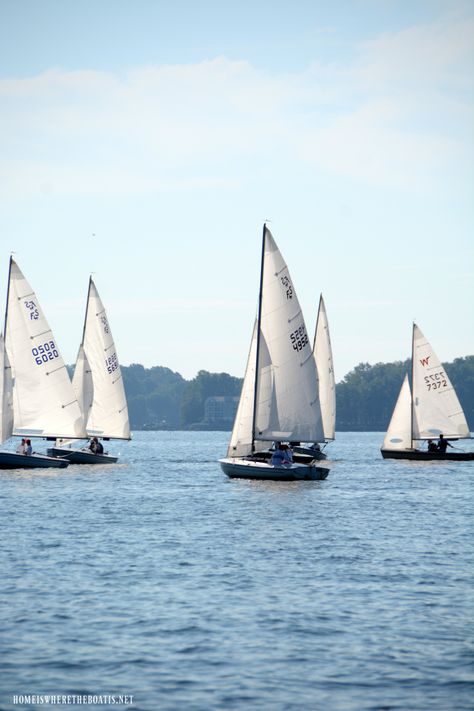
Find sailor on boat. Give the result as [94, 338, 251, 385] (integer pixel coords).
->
[89, 437, 104, 454]
[437, 434, 453, 453]
[270, 443, 293, 467]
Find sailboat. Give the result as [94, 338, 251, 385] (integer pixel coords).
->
[381, 323, 473, 460]
[293, 294, 335, 461]
[1, 257, 85, 469]
[47, 277, 131, 463]
[219, 225, 330, 481]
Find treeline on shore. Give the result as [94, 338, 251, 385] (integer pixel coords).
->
[120, 356, 474, 432]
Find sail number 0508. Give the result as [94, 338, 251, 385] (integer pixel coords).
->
[32, 341, 59, 365]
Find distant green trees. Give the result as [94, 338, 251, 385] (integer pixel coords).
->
[122, 364, 186, 428]
[121, 366, 242, 429]
[117, 356, 474, 431]
[180, 371, 242, 427]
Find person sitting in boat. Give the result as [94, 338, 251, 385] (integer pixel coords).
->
[271, 443, 286, 466]
[89, 437, 104, 454]
[16, 438, 26, 454]
[25, 439, 33, 456]
[281, 443, 294, 465]
[437, 434, 453, 453]
[427, 439, 437, 452]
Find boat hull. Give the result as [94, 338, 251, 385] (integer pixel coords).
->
[293, 445, 327, 461]
[381, 448, 474, 461]
[219, 458, 329, 481]
[47, 447, 118, 464]
[0, 451, 69, 469]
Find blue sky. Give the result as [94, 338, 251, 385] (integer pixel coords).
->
[0, 0, 472, 381]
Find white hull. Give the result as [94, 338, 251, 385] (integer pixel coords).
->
[219, 457, 329, 481]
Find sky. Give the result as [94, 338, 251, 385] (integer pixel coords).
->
[0, 0, 473, 382]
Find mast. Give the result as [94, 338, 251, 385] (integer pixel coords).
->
[3, 256, 13, 339]
[410, 322, 415, 451]
[312, 293, 323, 353]
[80, 276, 93, 346]
[251, 223, 267, 454]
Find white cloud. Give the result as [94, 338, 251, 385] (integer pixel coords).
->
[0, 13, 472, 198]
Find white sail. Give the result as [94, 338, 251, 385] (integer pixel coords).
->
[254, 227, 324, 443]
[228, 320, 257, 457]
[72, 344, 94, 423]
[313, 295, 336, 441]
[77, 278, 130, 440]
[5, 259, 86, 439]
[382, 374, 412, 450]
[412, 324, 470, 440]
[0, 334, 14, 444]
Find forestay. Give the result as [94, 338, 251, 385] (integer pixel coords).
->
[412, 324, 470, 440]
[254, 228, 324, 443]
[74, 279, 130, 440]
[5, 259, 86, 439]
[382, 374, 412, 450]
[313, 295, 336, 442]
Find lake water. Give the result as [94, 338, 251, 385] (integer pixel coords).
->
[1, 431, 473, 711]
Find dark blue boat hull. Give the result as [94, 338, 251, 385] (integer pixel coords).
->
[0, 451, 69, 469]
[47, 447, 118, 464]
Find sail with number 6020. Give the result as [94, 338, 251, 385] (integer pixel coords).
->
[0, 257, 83, 468]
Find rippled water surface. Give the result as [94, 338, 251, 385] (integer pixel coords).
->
[1, 432, 473, 711]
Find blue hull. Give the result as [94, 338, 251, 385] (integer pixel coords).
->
[381, 448, 474, 461]
[0, 451, 69, 469]
[293, 445, 327, 461]
[47, 447, 118, 464]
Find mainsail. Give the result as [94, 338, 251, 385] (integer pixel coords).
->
[412, 324, 470, 440]
[253, 227, 324, 444]
[313, 295, 336, 441]
[5, 259, 86, 439]
[72, 278, 130, 440]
